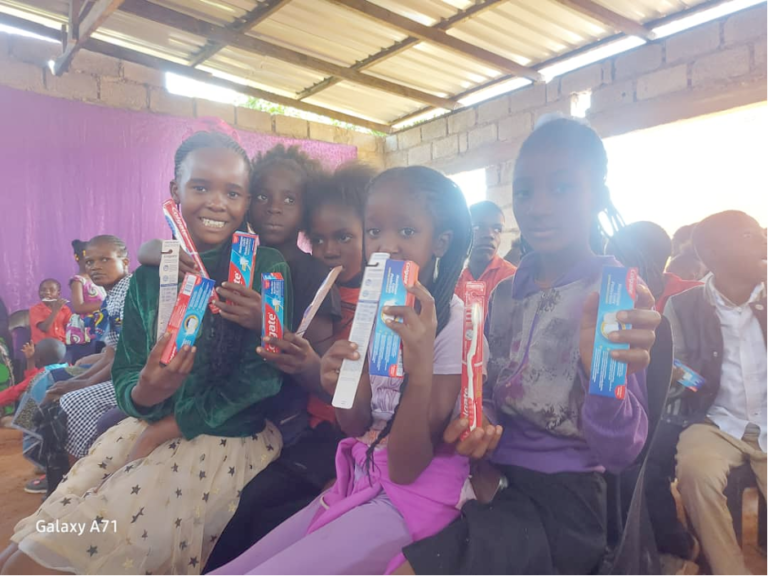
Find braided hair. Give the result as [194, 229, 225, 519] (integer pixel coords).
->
[87, 235, 129, 258]
[71, 239, 88, 263]
[173, 130, 252, 379]
[363, 166, 473, 474]
[516, 116, 625, 257]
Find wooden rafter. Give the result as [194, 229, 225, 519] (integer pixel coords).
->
[189, 0, 294, 68]
[0, 11, 392, 133]
[325, 0, 543, 81]
[554, 0, 653, 39]
[298, 0, 507, 100]
[53, 0, 124, 75]
[119, 0, 458, 110]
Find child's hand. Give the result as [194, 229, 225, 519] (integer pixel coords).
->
[580, 283, 660, 378]
[43, 379, 87, 404]
[443, 417, 503, 460]
[215, 283, 262, 330]
[319, 340, 359, 396]
[22, 341, 35, 360]
[51, 298, 67, 312]
[257, 332, 320, 375]
[127, 416, 181, 463]
[132, 334, 196, 407]
[178, 249, 199, 278]
[382, 282, 436, 379]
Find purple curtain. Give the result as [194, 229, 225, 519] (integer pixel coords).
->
[0, 85, 357, 312]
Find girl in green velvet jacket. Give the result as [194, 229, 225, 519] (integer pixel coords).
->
[2, 130, 291, 576]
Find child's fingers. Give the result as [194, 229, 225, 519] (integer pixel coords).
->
[610, 348, 651, 371]
[442, 418, 470, 444]
[283, 332, 310, 350]
[486, 425, 503, 454]
[147, 333, 172, 365]
[215, 287, 253, 307]
[259, 338, 303, 357]
[617, 308, 661, 331]
[407, 282, 436, 318]
[455, 427, 485, 457]
[326, 341, 359, 361]
[633, 283, 656, 311]
[383, 306, 418, 325]
[179, 250, 198, 269]
[608, 328, 656, 349]
[255, 347, 286, 363]
[178, 347, 197, 374]
[165, 345, 192, 373]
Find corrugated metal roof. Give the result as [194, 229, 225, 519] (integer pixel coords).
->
[0, 0, 718, 129]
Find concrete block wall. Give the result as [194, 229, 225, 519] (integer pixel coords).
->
[0, 33, 385, 167]
[384, 3, 767, 243]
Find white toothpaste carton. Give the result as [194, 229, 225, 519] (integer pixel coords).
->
[332, 253, 389, 409]
[157, 240, 180, 339]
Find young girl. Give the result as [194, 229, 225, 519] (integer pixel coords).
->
[210, 166, 473, 575]
[204, 163, 375, 571]
[398, 117, 661, 575]
[0, 130, 289, 575]
[65, 238, 107, 362]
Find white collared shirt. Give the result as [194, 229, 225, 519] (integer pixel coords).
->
[706, 276, 767, 452]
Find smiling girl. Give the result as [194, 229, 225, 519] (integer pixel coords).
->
[0, 130, 290, 575]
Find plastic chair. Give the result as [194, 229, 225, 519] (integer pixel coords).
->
[600, 316, 674, 574]
[725, 463, 767, 552]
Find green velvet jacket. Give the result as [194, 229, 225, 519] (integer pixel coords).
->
[112, 245, 292, 439]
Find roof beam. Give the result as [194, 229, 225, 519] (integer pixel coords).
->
[189, 0, 294, 67]
[554, 0, 653, 39]
[298, 0, 507, 100]
[0, 11, 392, 133]
[53, 0, 124, 75]
[119, 0, 458, 109]
[324, 0, 543, 81]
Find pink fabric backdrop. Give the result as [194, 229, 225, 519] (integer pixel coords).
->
[0, 85, 357, 312]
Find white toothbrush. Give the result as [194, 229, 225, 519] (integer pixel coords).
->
[467, 302, 482, 431]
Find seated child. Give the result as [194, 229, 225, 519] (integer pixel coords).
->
[204, 162, 375, 571]
[65, 239, 107, 362]
[398, 117, 658, 575]
[29, 279, 72, 344]
[210, 165, 474, 575]
[455, 200, 517, 308]
[0, 128, 289, 576]
[665, 211, 766, 575]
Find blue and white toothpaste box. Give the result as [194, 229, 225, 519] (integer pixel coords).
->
[674, 360, 704, 391]
[589, 266, 638, 399]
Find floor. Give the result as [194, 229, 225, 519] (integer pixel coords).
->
[0, 427, 765, 572]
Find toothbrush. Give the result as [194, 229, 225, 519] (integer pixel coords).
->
[466, 301, 482, 431]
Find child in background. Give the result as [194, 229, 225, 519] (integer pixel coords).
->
[455, 200, 517, 308]
[398, 117, 659, 575]
[65, 239, 107, 363]
[0, 130, 289, 575]
[204, 162, 375, 572]
[607, 221, 702, 313]
[211, 166, 473, 575]
[666, 249, 708, 282]
[665, 211, 766, 575]
[0, 298, 13, 421]
[29, 279, 71, 344]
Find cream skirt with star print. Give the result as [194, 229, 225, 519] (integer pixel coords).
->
[11, 417, 282, 575]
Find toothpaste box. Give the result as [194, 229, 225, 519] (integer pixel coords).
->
[589, 266, 638, 399]
[674, 360, 704, 391]
[296, 266, 342, 337]
[461, 282, 486, 439]
[161, 273, 215, 365]
[333, 253, 389, 409]
[261, 273, 285, 354]
[370, 259, 419, 378]
[228, 232, 258, 294]
[157, 240, 180, 340]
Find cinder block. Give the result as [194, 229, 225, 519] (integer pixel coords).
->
[237, 107, 272, 133]
[274, 115, 308, 138]
[692, 46, 750, 85]
[407, 142, 432, 165]
[665, 22, 720, 63]
[724, 4, 767, 46]
[46, 69, 98, 101]
[636, 65, 688, 100]
[397, 126, 422, 149]
[149, 88, 195, 117]
[432, 135, 458, 159]
[122, 61, 165, 86]
[448, 108, 476, 134]
[468, 123, 497, 149]
[420, 117, 447, 141]
[477, 95, 509, 124]
[615, 44, 663, 80]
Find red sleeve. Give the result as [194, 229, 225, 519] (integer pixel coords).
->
[0, 373, 36, 407]
[29, 303, 47, 342]
[60, 306, 73, 325]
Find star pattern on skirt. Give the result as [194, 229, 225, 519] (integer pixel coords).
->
[94, 515, 104, 524]
[98, 461, 108, 469]
[179, 540, 188, 551]
[202, 492, 209, 502]
[175, 518, 182, 528]
[141, 530, 148, 540]
[171, 463, 179, 473]
[236, 490, 242, 498]
[131, 484, 141, 495]
[251, 433, 259, 440]
[102, 473, 109, 480]
[125, 464, 134, 473]
[199, 471, 206, 480]
[189, 557, 199, 568]
[220, 439, 227, 446]
[86, 545, 98, 557]
[123, 558, 134, 570]
[209, 535, 218, 543]
[168, 441, 178, 450]
[60, 497, 71, 506]
[267, 444, 275, 451]
[131, 507, 145, 524]
[175, 488, 182, 498]
[228, 467, 235, 476]
[199, 454, 206, 462]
